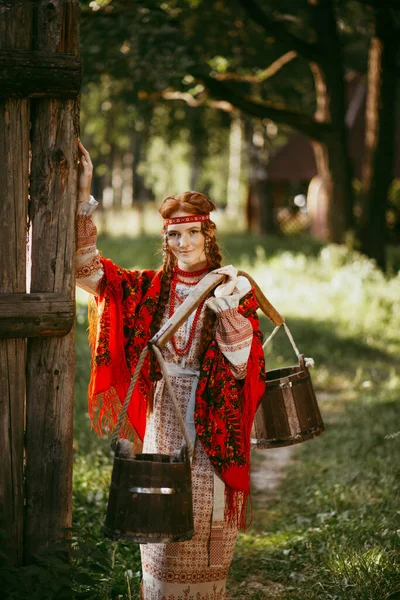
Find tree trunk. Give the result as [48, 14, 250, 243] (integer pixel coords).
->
[226, 115, 242, 218]
[24, 0, 79, 563]
[132, 115, 153, 234]
[132, 116, 152, 205]
[188, 106, 205, 191]
[112, 148, 123, 210]
[0, 1, 32, 567]
[308, 0, 354, 243]
[244, 119, 278, 235]
[358, 4, 399, 270]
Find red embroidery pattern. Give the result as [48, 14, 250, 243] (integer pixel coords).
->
[141, 581, 226, 600]
[216, 309, 253, 352]
[164, 213, 210, 225]
[76, 254, 102, 280]
[77, 214, 97, 249]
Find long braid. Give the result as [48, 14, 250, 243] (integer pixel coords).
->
[148, 240, 175, 384]
[198, 221, 223, 359]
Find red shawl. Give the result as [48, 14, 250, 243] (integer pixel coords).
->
[88, 256, 266, 528]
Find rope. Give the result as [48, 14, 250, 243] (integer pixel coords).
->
[151, 344, 194, 460]
[111, 346, 149, 451]
[283, 322, 301, 358]
[262, 326, 280, 349]
[262, 322, 303, 361]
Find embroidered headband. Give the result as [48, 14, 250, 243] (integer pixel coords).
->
[163, 214, 210, 225]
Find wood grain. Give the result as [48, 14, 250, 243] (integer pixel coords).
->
[0, 49, 81, 99]
[24, 0, 80, 563]
[0, 293, 74, 338]
[0, 0, 32, 566]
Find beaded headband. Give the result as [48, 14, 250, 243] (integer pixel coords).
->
[163, 214, 210, 225]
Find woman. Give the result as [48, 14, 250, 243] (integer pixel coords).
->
[76, 140, 266, 599]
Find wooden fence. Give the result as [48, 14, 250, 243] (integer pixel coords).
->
[0, 0, 81, 565]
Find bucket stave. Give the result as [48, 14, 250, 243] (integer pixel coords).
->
[104, 444, 194, 543]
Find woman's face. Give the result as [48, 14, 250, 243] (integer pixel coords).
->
[166, 212, 207, 271]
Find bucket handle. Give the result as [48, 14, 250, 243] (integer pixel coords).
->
[111, 344, 194, 460]
[263, 322, 314, 369]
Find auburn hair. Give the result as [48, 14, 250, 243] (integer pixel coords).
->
[148, 191, 223, 383]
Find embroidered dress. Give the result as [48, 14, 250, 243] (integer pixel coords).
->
[140, 270, 251, 600]
[76, 197, 265, 600]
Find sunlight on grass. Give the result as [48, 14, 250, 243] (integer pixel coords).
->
[326, 548, 400, 598]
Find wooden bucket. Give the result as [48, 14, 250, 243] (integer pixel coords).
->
[104, 344, 196, 544]
[251, 353, 325, 449]
[104, 443, 194, 543]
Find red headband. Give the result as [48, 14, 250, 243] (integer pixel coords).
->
[163, 214, 210, 225]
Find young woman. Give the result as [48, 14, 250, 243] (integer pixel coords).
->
[76, 140, 266, 600]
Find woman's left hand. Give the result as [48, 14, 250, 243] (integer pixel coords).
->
[213, 265, 239, 297]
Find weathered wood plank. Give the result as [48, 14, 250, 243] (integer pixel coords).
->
[0, 340, 26, 566]
[0, 1, 32, 566]
[0, 49, 81, 99]
[24, 0, 80, 563]
[0, 292, 74, 338]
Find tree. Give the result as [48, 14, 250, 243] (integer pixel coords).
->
[79, 0, 400, 262]
[358, 1, 400, 270]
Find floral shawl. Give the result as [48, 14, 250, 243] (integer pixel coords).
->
[88, 256, 266, 527]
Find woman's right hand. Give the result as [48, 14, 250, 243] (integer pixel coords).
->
[78, 139, 93, 202]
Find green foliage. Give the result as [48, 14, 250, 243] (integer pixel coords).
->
[0, 530, 116, 600]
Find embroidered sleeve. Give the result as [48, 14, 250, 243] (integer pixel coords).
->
[76, 196, 104, 295]
[206, 276, 253, 380]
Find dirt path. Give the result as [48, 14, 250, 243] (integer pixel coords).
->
[228, 444, 301, 599]
[251, 445, 300, 502]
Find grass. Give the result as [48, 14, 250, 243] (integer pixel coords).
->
[229, 387, 400, 599]
[70, 233, 400, 599]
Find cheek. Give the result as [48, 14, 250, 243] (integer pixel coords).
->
[197, 237, 205, 251]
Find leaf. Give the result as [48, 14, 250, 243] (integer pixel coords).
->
[74, 572, 97, 586]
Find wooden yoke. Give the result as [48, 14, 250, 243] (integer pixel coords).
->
[238, 270, 285, 326]
[150, 270, 284, 350]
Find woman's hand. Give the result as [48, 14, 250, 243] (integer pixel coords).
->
[213, 265, 239, 297]
[78, 139, 93, 202]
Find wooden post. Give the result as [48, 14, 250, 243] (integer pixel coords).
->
[0, 0, 32, 566]
[24, 0, 80, 563]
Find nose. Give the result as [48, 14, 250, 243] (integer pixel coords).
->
[179, 232, 190, 248]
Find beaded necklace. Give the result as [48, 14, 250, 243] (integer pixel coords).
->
[169, 265, 210, 356]
[173, 264, 210, 278]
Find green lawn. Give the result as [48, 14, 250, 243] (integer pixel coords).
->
[70, 234, 400, 599]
